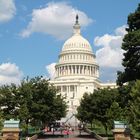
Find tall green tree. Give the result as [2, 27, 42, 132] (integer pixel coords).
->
[29, 77, 67, 126]
[77, 93, 94, 126]
[17, 77, 35, 128]
[0, 76, 67, 130]
[106, 102, 123, 130]
[117, 4, 140, 85]
[77, 88, 120, 134]
[91, 88, 119, 134]
[0, 84, 19, 119]
[129, 80, 140, 131]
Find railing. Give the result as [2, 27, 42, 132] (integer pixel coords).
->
[84, 128, 108, 140]
[64, 114, 74, 124]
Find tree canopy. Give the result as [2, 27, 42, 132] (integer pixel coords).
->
[77, 88, 121, 134]
[0, 76, 67, 129]
[129, 80, 140, 131]
[117, 4, 140, 85]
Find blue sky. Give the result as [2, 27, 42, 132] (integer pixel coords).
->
[0, 0, 139, 85]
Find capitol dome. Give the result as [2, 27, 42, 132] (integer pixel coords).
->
[55, 15, 99, 80]
[62, 34, 92, 52]
[62, 15, 92, 53]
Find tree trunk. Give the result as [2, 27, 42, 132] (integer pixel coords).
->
[26, 119, 29, 136]
[103, 123, 108, 136]
[91, 122, 93, 129]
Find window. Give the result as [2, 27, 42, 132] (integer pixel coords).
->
[57, 86, 61, 92]
[71, 101, 73, 106]
[63, 86, 67, 92]
[70, 85, 74, 92]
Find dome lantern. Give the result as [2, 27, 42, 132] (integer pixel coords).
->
[73, 14, 81, 35]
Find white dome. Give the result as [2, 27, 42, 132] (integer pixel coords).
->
[62, 34, 92, 52]
[55, 15, 99, 80]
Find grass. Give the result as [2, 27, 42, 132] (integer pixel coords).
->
[87, 123, 114, 140]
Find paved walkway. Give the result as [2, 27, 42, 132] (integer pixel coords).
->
[37, 130, 96, 140]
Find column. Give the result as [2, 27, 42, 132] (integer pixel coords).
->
[78, 65, 80, 74]
[93, 66, 95, 76]
[73, 65, 75, 74]
[86, 66, 88, 75]
[97, 67, 99, 77]
[61, 67, 63, 76]
[71, 65, 73, 75]
[87, 66, 89, 75]
[67, 86, 69, 93]
[90, 66, 92, 76]
[77, 65, 79, 74]
[59, 67, 61, 76]
[66, 66, 68, 75]
[56, 67, 58, 77]
[64, 66, 66, 75]
[60, 66, 63, 76]
[83, 66, 86, 75]
[82, 66, 83, 74]
[70, 65, 71, 75]
[75, 85, 77, 97]
[91, 66, 93, 76]
[95, 67, 97, 77]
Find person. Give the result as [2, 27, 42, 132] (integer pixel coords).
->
[78, 123, 83, 135]
[63, 128, 69, 138]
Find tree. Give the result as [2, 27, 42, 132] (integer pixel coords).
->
[0, 76, 67, 131]
[17, 77, 35, 131]
[92, 88, 119, 134]
[106, 102, 123, 130]
[28, 77, 67, 126]
[117, 4, 140, 85]
[0, 84, 19, 119]
[117, 82, 134, 108]
[77, 93, 94, 127]
[77, 88, 120, 134]
[17, 77, 67, 128]
[0, 109, 3, 130]
[129, 80, 140, 131]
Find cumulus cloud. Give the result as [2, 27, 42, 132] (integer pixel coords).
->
[94, 25, 127, 82]
[0, 63, 23, 85]
[0, 0, 16, 23]
[46, 63, 56, 79]
[94, 25, 127, 68]
[20, 2, 92, 39]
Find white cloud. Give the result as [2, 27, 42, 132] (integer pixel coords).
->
[46, 63, 56, 79]
[20, 2, 92, 39]
[94, 25, 127, 68]
[0, 63, 23, 85]
[0, 0, 16, 23]
[115, 25, 127, 36]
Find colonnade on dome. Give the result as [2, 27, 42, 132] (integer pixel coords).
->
[55, 64, 99, 78]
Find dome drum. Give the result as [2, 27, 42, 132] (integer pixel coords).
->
[55, 64, 99, 79]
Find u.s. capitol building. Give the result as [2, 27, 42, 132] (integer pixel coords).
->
[50, 15, 116, 124]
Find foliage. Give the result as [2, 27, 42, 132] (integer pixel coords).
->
[77, 88, 121, 134]
[0, 84, 19, 119]
[0, 76, 67, 130]
[129, 80, 140, 131]
[0, 111, 3, 130]
[76, 93, 93, 124]
[106, 102, 123, 130]
[117, 3, 140, 85]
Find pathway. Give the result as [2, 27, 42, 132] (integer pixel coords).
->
[37, 130, 96, 140]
